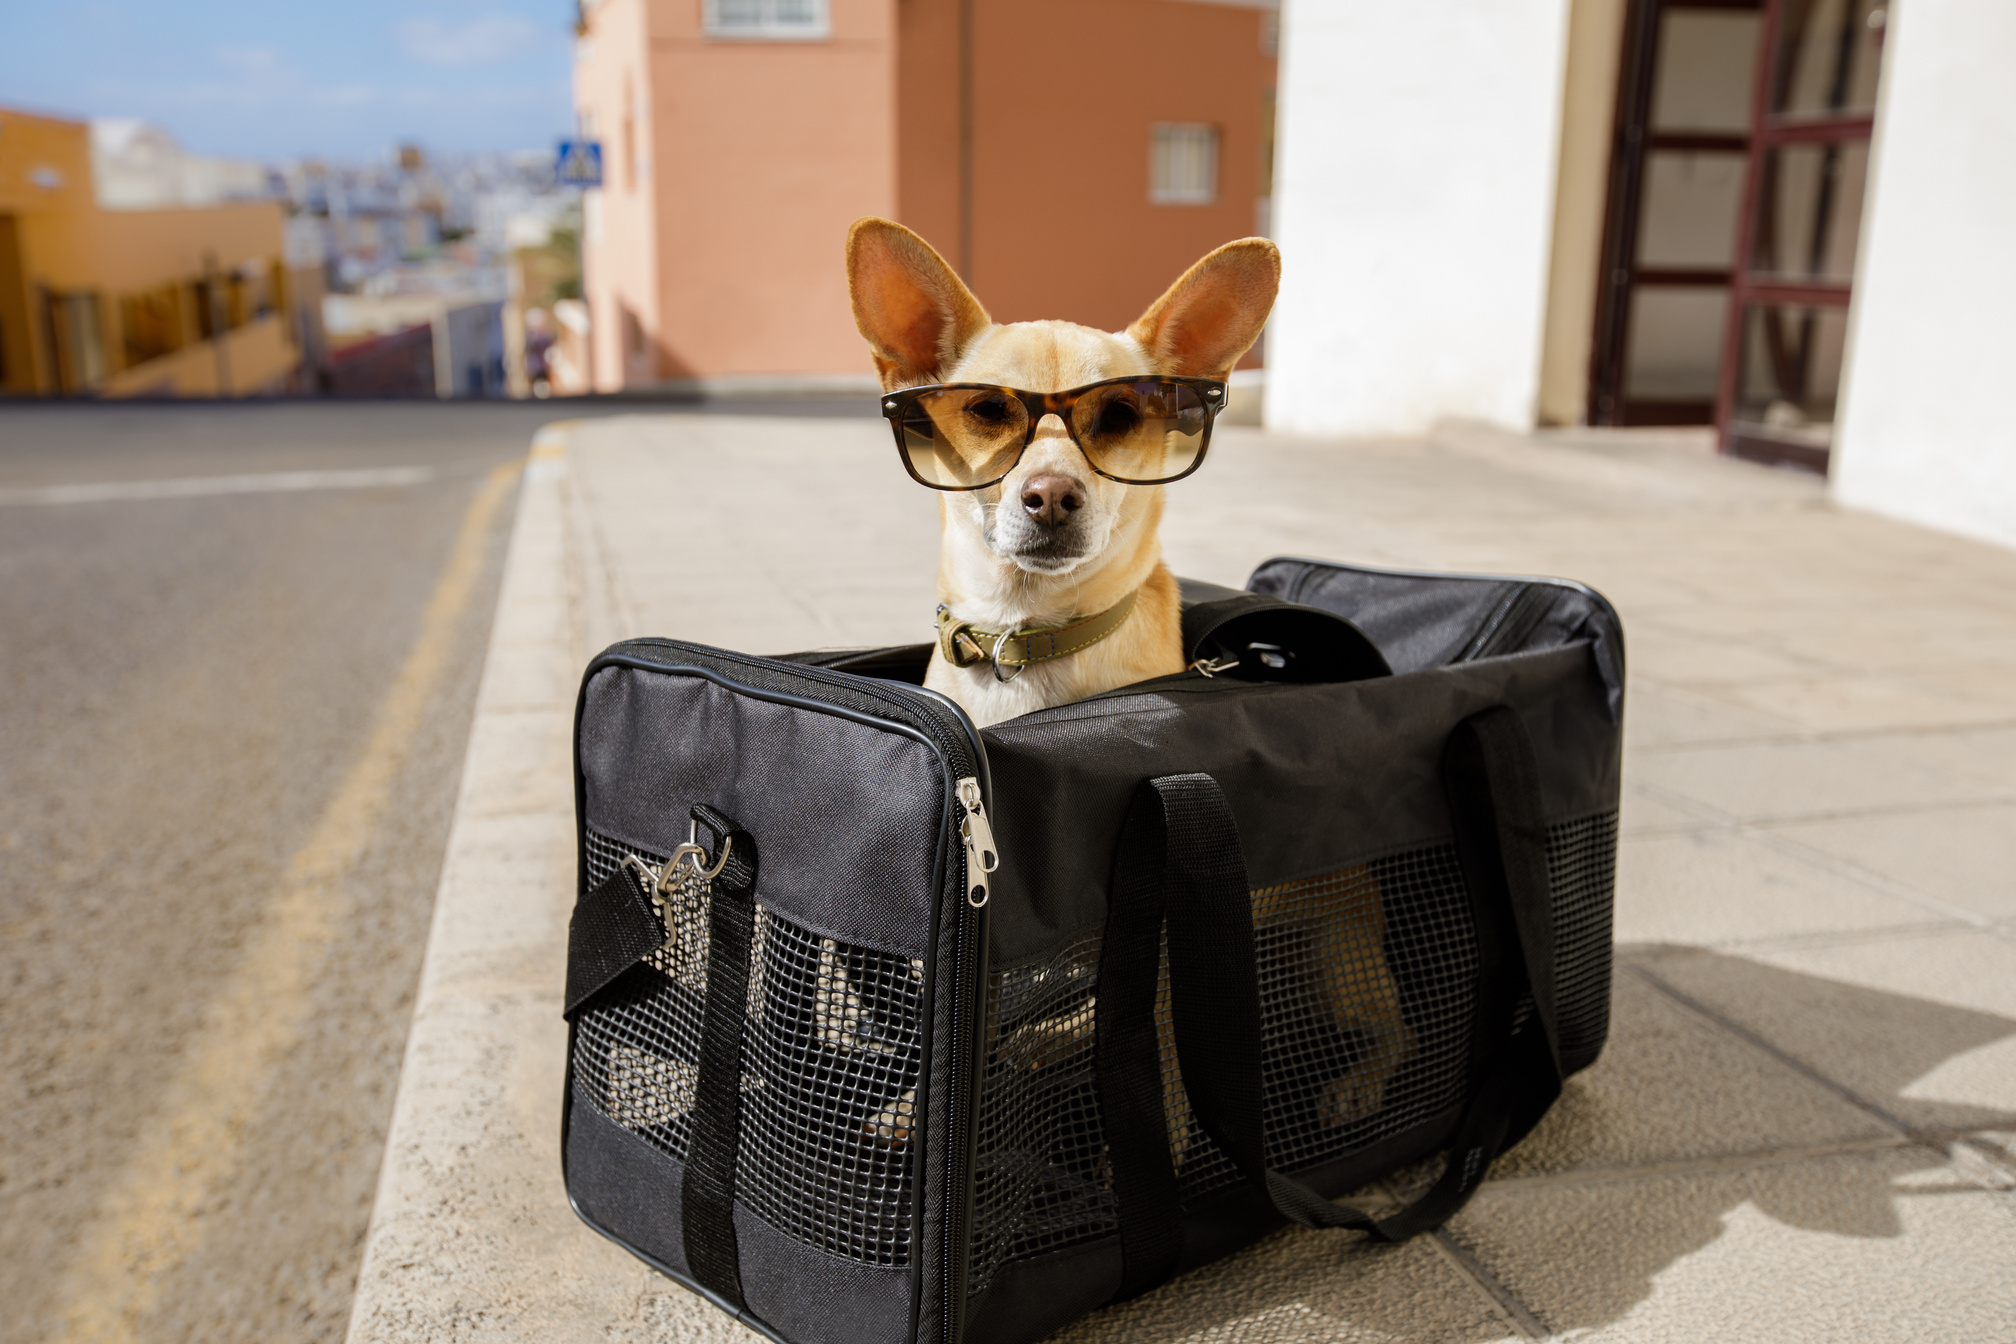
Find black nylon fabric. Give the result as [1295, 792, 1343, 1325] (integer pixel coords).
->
[682, 817, 760, 1308]
[734, 1206, 913, 1344]
[566, 1092, 918, 1344]
[1248, 556, 1625, 722]
[980, 641, 1615, 967]
[961, 1241, 1120, 1344]
[565, 862, 665, 1019]
[1091, 784, 1184, 1299]
[566, 1088, 691, 1278]
[580, 668, 945, 958]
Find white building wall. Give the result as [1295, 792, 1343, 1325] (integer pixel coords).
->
[1832, 0, 2016, 549]
[1266, 1, 1574, 436]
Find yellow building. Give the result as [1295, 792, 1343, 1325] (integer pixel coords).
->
[0, 106, 302, 398]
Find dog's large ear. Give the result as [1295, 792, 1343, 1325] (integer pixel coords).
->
[1127, 238, 1280, 380]
[847, 218, 992, 389]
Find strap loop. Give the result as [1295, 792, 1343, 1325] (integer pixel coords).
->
[680, 807, 759, 1308]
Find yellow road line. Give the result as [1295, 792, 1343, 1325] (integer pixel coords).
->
[56, 460, 522, 1344]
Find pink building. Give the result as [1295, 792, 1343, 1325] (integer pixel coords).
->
[572, 0, 1277, 393]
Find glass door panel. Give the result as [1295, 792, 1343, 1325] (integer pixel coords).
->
[1749, 141, 1869, 284]
[1770, 0, 1885, 118]
[1627, 288, 1730, 404]
[1730, 303, 1850, 470]
[1638, 152, 1746, 268]
[1652, 8, 1761, 130]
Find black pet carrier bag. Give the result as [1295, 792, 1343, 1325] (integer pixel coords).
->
[562, 556, 1623, 1344]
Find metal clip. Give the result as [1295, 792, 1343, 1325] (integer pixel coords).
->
[1187, 654, 1241, 678]
[676, 820, 732, 882]
[629, 822, 730, 900]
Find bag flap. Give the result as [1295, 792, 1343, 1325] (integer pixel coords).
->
[1179, 577, 1391, 683]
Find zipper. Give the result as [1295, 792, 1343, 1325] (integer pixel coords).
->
[596, 640, 992, 1344]
[955, 777, 997, 907]
[942, 801, 989, 1344]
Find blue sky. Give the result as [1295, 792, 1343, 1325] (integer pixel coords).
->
[0, 1, 575, 162]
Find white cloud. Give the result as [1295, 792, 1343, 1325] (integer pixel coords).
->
[397, 14, 546, 68]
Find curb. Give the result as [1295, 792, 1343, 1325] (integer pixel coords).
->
[341, 424, 746, 1343]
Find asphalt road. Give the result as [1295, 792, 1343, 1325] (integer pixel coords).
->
[0, 402, 600, 1344]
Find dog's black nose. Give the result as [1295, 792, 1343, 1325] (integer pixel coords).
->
[1020, 474, 1085, 527]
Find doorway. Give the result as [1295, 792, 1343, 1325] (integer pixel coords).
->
[1590, 0, 1887, 473]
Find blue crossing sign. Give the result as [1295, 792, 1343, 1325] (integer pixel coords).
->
[556, 140, 604, 188]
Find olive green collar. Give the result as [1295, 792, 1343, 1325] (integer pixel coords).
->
[936, 589, 1140, 677]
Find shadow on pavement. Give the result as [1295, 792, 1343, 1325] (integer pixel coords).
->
[1047, 947, 2016, 1343]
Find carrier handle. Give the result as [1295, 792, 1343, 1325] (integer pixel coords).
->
[1096, 708, 1560, 1296]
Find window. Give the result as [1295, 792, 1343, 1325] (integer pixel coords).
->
[704, 0, 829, 40]
[1151, 124, 1218, 206]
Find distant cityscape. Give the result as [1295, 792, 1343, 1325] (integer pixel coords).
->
[0, 106, 585, 400]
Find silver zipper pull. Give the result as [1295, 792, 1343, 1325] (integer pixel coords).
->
[956, 776, 998, 907]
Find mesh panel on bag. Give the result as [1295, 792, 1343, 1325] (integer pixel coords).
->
[1548, 811, 1618, 1060]
[571, 813, 1616, 1287]
[573, 831, 926, 1266]
[964, 812, 1618, 1297]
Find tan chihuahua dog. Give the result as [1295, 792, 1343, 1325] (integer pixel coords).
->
[847, 218, 1279, 729]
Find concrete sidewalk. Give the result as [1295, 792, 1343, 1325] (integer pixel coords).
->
[346, 413, 2016, 1344]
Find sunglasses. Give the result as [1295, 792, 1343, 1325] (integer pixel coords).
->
[879, 375, 1228, 491]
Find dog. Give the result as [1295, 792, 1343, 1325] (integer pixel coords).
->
[844, 219, 1415, 1163]
[846, 217, 1279, 730]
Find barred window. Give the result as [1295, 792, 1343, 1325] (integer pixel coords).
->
[705, 0, 829, 39]
[1151, 123, 1219, 205]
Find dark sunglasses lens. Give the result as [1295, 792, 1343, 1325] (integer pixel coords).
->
[1070, 380, 1210, 483]
[898, 388, 1030, 488]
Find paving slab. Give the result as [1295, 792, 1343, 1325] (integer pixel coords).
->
[1613, 829, 1938, 945]
[1627, 733, 2015, 824]
[348, 413, 2016, 1344]
[1617, 680, 1806, 753]
[1638, 935, 2016, 1135]
[1449, 1147, 2016, 1342]
[1764, 802, 2016, 922]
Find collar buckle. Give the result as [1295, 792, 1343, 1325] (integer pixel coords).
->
[936, 604, 989, 668]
